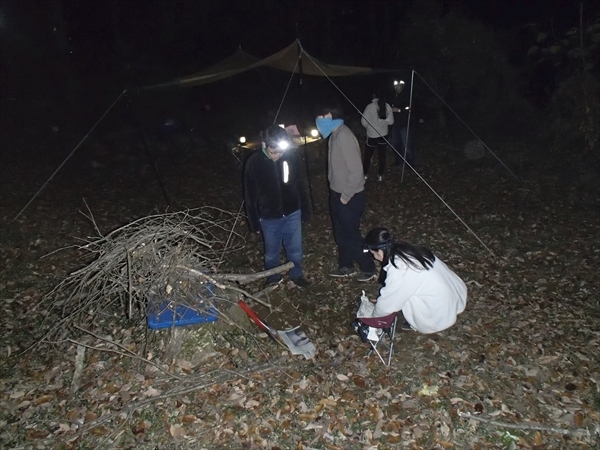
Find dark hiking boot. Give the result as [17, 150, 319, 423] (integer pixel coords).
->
[329, 267, 356, 278]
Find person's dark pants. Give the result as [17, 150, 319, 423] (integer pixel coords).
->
[391, 126, 414, 167]
[363, 136, 387, 177]
[329, 190, 375, 273]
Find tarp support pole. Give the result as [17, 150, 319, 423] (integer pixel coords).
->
[297, 40, 317, 214]
[401, 69, 416, 182]
[125, 92, 171, 208]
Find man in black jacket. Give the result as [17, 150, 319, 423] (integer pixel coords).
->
[389, 79, 414, 167]
[244, 125, 310, 288]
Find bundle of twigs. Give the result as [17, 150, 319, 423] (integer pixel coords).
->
[40, 207, 246, 341]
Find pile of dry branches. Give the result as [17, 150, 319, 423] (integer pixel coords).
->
[40, 207, 247, 342]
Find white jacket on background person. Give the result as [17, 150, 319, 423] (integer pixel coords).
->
[372, 255, 467, 333]
[361, 98, 394, 138]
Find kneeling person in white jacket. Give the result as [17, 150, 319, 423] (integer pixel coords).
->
[363, 227, 467, 334]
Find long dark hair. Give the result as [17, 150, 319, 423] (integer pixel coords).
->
[364, 227, 435, 283]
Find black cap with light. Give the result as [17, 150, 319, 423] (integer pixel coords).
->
[362, 233, 394, 253]
[264, 124, 292, 152]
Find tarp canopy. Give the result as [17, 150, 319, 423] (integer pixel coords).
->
[141, 40, 376, 90]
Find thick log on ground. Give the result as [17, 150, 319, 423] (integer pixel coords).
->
[211, 262, 295, 284]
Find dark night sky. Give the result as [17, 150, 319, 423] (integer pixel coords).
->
[0, 0, 598, 136]
[1, 0, 594, 77]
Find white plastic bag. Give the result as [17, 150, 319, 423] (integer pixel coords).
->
[356, 291, 380, 341]
[356, 290, 375, 318]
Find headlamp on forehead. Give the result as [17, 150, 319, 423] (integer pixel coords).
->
[275, 139, 290, 151]
[362, 241, 390, 253]
[393, 80, 405, 86]
[265, 138, 291, 153]
[362, 235, 394, 253]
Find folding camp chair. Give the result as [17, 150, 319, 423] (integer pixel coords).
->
[352, 313, 398, 366]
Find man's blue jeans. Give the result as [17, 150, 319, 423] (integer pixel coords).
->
[259, 209, 303, 282]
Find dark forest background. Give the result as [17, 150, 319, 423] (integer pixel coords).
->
[0, 0, 599, 183]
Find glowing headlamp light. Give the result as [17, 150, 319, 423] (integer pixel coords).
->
[267, 139, 290, 152]
[276, 140, 290, 151]
[310, 129, 319, 137]
[239, 136, 246, 144]
[362, 243, 385, 253]
[362, 239, 393, 253]
[393, 80, 405, 86]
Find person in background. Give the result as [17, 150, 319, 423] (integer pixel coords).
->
[361, 90, 394, 182]
[362, 227, 467, 333]
[315, 102, 377, 282]
[389, 79, 414, 167]
[244, 125, 311, 288]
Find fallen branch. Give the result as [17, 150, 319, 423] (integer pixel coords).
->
[459, 411, 580, 436]
[213, 262, 295, 284]
[176, 264, 277, 309]
[70, 344, 86, 394]
[252, 283, 283, 299]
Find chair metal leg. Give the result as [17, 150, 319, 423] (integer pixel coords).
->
[366, 316, 397, 366]
[387, 316, 397, 366]
[368, 341, 387, 365]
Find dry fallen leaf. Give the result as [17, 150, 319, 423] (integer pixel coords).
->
[89, 426, 110, 436]
[143, 387, 160, 397]
[413, 426, 423, 439]
[84, 412, 98, 422]
[34, 394, 53, 405]
[27, 429, 50, 440]
[298, 377, 309, 390]
[574, 411, 584, 427]
[418, 384, 439, 396]
[131, 420, 150, 435]
[181, 414, 196, 423]
[9, 390, 25, 399]
[386, 432, 402, 444]
[353, 375, 366, 389]
[169, 423, 185, 440]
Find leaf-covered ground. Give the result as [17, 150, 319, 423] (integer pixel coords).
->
[1, 127, 599, 449]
